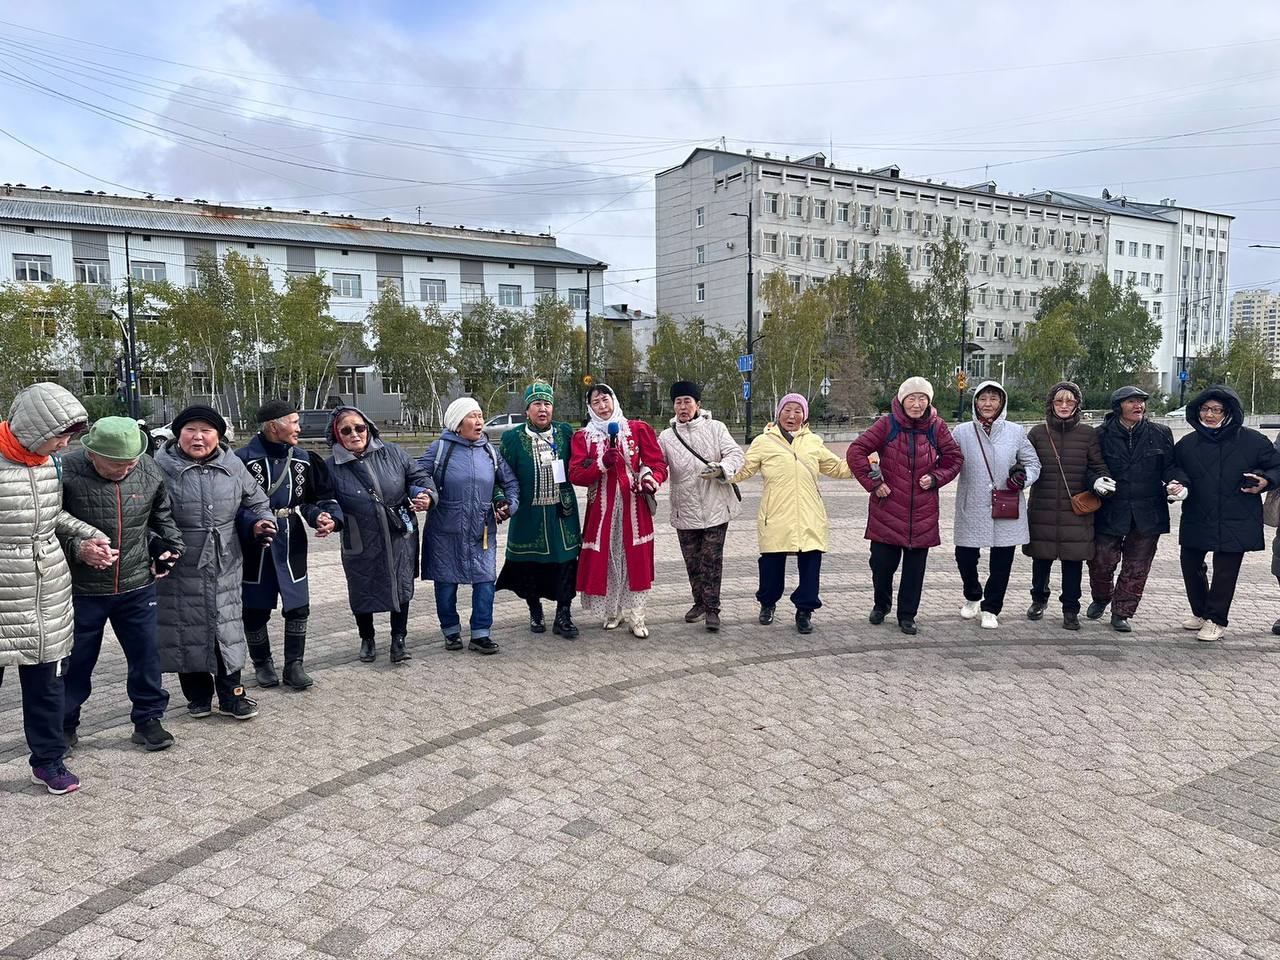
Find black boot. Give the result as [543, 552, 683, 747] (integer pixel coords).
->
[795, 610, 813, 634]
[528, 600, 546, 634]
[552, 604, 579, 639]
[359, 635, 376, 663]
[390, 633, 411, 663]
[282, 618, 313, 690]
[246, 627, 279, 688]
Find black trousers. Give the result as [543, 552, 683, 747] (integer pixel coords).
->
[1180, 546, 1244, 627]
[1030, 558, 1084, 613]
[955, 546, 1016, 615]
[354, 607, 410, 639]
[869, 541, 929, 621]
[243, 604, 310, 631]
[0, 660, 64, 768]
[757, 551, 822, 612]
[177, 643, 241, 708]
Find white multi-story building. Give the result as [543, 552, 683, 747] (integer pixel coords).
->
[655, 148, 1232, 394]
[0, 185, 607, 421]
[1229, 288, 1280, 368]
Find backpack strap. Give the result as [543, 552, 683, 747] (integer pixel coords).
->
[430, 438, 455, 490]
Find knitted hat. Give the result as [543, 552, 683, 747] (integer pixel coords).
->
[171, 404, 228, 438]
[776, 393, 809, 422]
[669, 380, 702, 403]
[444, 396, 482, 432]
[81, 416, 147, 460]
[524, 382, 554, 408]
[255, 399, 297, 423]
[897, 376, 934, 403]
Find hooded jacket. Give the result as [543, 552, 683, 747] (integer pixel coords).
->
[847, 397, 964, 548]
[658, 410, 745, 530]
[0, 384, 106, 666]
[950, 381, 1041, 549]
[1094, 395, 1176, 538]
[1172, 385, 1280, 553]
[325, 406, 437, 614]
[1024, 381, 1109, 561]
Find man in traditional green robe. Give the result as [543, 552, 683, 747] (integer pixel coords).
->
[495, 382, 582, 637]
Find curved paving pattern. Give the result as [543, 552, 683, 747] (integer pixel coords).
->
[5, 478, 1280, 959]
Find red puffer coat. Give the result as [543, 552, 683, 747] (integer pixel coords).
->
[847, 399, 964, 548]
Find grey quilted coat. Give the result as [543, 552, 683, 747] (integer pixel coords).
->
[951, 381, 1042, 549]
[153, 440, 271, 674]
[0, 383, 104, 667]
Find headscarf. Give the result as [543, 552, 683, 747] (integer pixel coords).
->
[584, 382, 630, 446]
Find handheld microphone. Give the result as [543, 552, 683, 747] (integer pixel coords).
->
[607, 421, 619, 448]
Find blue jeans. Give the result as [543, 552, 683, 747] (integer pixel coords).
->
[434, 581, 496, 639]
[64, 584, 169, 730]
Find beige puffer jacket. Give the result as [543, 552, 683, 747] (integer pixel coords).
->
[658, 411, 745, 530]
[0, 383, 105, 667]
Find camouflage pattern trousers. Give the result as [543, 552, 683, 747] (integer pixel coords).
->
[675, 523, 729, 614]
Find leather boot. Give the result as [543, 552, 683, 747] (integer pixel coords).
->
[282, 618, 313, 690]
[528, 600, 546, 634]
[552, 604, 579, 639]
[246, 627, 278, 688]
[390, 633, 411, 663]
[359, 635, 376, 663]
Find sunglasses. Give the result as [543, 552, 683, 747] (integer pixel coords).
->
[338, 423, 368, 437]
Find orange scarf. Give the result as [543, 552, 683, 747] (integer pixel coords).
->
[0, 421, 48, 466]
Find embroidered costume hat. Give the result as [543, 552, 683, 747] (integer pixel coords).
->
[524, 382, 554, 408]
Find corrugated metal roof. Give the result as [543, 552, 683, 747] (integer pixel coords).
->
[1026, 190, 1173, 224]
[0, 198, 606, 268]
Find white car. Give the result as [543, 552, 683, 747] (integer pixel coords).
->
[483, 413, 522, 441]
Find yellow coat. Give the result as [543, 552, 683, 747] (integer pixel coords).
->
[732, 423, 852, 553]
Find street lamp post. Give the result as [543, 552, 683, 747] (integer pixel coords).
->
[729, 205, 754, 442]
[956, 282, 988, 419]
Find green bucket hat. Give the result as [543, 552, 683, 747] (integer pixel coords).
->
[524, 381, 554, 408]
[81, 416, 147, 460]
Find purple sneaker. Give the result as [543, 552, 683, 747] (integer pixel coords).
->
[31, 763, 80, 795]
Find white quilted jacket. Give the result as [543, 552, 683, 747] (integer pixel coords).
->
[0, 383, 104, 667]
[658, 411, 745, 530]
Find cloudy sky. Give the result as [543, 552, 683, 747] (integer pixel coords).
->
[2, 0, 1279, 309]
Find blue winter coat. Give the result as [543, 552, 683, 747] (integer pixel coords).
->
[326, 407, 437, 615]
[419, 431, 520, 585]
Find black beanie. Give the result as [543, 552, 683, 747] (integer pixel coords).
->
[171, 405, 228, 438]
[669, 380, 702, 403]
[255, 399, 298, 423]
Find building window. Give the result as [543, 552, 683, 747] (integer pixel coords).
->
[1140, 272, 1151, 286]
[1012, 290, 1023, 309]
[130, 261, 165, 283]
[1142, 243, 1152, 258]
[994, 321, 1004, 339]
[923, 213, 935, 233]
[534, 286, 554, 303]
[378, 276, 405, 299]
[569, 288, 587, 309]
[962, 219, 973, 239]
[901, 245, 913, 266]
[1014, 257, 1024, 276]
[788, 275, 803, 294]
[788, 236, 803, 257]
[978, 254, 989, 273]
[498, 284, 522, 307]
[1154, 273, 1163, 291]
[1031, 259, 1041, 278]
[1094, 234, 1103, 252]
[860, 206, 873, 227]
[1114, 270, 1124, 285]
[976, 288, 988, 306]
[763, 234, 779, 255]
[765, 193, 779, 215]
[858, 242, 872, 262]
[1031, 227, 1041, 246]
[1128, 241, 1139, 257]
[943, 215, 954, 235]
[184, 265, 205, 288]
[332, 273, 362, 298]
[337, 370, 368, 395]
[1156, 244, 1164, 259]
[695, 282, 705, 303]
[189, 372, 212, 395]
[980, 221, 991, 240]
[1047, 229, 1057, 247]
[1014, 225, 1024, 244]
[836, 240, 849, 260]
[74, 259, 109, 285]
[903, 211, 916, 230]
[1153, 302, 1162, 319]
[975, 321, 986, 339]
[138, 374, 167, 398]
[381, 374, 407, 395]
[695, 244, 706, 265]
[922, 248, 934, 268]
[421, 278, 446, 303]
[14, 254, 54, 283]
[813, 199, 827, 221]
[997, 223, 1007, 242]
[461, 281, 485, 304]
[1012, 322, 1022, 338]
[997, 256, 1007, 274]
[1127, 271, 1137, 285]
[1046, 261, 1057, 279]
[1029, 292, 1039, 310]
[788, 196, 804, 218]
[882, 208, 894, 228]
[695, 206, 705, 228]
[837, 202, 850, 223]
[812, 237, 827, 258]
[995, 289, 1006, 307]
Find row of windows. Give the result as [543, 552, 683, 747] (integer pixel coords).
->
[1112, 240, 1167, 260]
[1111, 269, 1166, 291]
[1184, 224, 1227, 239]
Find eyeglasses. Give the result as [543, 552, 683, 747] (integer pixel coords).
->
[338, 423, 369, 437]
[1201, 405, 1225, 414]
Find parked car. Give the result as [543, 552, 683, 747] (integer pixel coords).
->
[298, 409, 333, 440]
[483, 412, 522, 440]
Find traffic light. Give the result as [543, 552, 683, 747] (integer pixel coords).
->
[957, 371, 968, 392]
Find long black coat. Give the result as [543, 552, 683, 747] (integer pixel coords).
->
[1095, 413, 1176, 537]
[1172, 386, 1280, 553]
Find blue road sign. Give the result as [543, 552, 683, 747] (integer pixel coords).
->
[743, 381, 752, 400]
[737, 354, 754, 374]
[1179, 370, 1189, 382]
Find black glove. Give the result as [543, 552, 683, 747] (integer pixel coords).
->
[1007, 464, 1027, 490]
[148, 539, 180, 572]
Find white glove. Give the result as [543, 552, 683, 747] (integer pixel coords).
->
[1167, 482, 1189, 502]
[698, 462, 724, 480]
[1093, 477, 1117, 496]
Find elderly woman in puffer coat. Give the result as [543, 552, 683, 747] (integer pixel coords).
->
[420, 397, 520, 656]
[732, 393, 853, 635]
[848, 377, 964, 636]
[155, 406, 274, 721]
[658, 380, 745, 633]
[950, 381, 1041, 630]
[0, 383, 106, 795]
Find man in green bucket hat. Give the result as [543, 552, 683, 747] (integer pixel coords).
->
[58, 416, 185, 754]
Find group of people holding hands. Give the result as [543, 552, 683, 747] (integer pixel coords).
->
[2, 370, 1276, 796]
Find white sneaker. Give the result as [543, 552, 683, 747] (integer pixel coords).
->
[629, 612, 649, 639]
[980, 612, 999, 629]
[1181, 616, 1205, 631]
[603, 616, 623, 630]
[960, 600, 981, 620]
[1196, 621, 1224, 642]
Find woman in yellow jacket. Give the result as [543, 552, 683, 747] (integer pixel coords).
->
[731, 393, 853, 634]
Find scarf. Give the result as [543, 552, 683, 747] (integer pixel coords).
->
[978, 416, 997, 437]
[0, 421, 48, 466]
[584, 395, 630, 447]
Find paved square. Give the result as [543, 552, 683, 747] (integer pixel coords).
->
[5, 454, 1280, 959]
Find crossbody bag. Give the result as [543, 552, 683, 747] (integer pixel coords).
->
[672, 423, 742, 502]
[975, 428, 1020, 519]
[1045, 427, 1102, 516]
